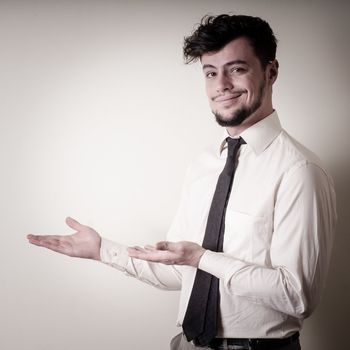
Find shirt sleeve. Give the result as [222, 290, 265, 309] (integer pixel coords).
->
[99, 166, 193, 291]
[100, 238, 182, 290]
[198, 162, 337, 319]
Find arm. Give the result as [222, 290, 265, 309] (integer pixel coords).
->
[27, 217, 182, 290]
[200, 163, 337, 318]
[130, 162, 337, 318]
[27, 166, 197, 290]
[101, 238, 182, 290]
[98, 169, 196, 290]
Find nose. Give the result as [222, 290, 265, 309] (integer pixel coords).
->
[216, 72, 233, 93]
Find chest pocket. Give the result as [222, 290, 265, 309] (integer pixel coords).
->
[224, 210, 272, 265]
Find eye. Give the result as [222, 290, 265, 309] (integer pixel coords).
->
[205, 71, 217, 78]
[230, 67, 246, 74]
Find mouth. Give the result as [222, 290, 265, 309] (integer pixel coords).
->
[213, 92, 244, 102]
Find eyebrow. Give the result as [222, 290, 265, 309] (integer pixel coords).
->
[202, 60, 248, 70]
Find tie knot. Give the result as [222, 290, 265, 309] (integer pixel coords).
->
[226, 136, 246, 145]
[226, 137, 246, 156]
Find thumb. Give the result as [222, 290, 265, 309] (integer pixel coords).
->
[65, 217, 83, 231]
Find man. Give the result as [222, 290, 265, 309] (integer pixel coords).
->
[27, 15, 337, 350]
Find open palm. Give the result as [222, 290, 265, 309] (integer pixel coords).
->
[27, 217, 101, 261]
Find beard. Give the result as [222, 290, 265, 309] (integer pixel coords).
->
[213, 80, 265, 127]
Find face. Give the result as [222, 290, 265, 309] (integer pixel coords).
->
[201, 37, 275, 128]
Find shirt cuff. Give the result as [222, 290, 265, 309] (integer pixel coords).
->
[100, 237, 130, 272]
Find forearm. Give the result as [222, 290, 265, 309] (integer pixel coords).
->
[100, 238, 182, 290]
[199, 251, 311, 318]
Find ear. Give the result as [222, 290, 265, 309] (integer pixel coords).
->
[268, 59, 279, 84]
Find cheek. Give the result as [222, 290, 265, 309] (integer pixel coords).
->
[205, 82, 212, 97]
[245, 81, 260, 99]
[205, 87, 215, 105]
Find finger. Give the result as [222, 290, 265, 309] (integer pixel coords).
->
[144, 245, 156, 251]
[127, 247, 175, 262]
[27, 234, 51, 244]
[29, 234, 74, 256]
[155, 241, 168, 250]
[129, 246, 146, 251]
[156, 241, 177, 251]
[65, 217, 83, 231]
[27, 234, 61, 249]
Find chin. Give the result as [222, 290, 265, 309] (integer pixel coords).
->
[217, 107, 237, 118]
[213, 107, 251, 127]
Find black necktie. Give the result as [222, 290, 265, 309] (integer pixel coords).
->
[182, 137, 245, 346]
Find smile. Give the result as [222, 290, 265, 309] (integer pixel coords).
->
[214, 93, 243, 102]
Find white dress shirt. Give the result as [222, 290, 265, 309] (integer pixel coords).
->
[100, 111, 337, 339]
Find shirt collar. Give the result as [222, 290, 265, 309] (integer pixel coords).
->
[219, 110, 282, 156]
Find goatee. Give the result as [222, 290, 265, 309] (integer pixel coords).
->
[213, 81, 265, 127]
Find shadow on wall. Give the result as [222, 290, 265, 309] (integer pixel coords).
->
[301, 158, 350, 349]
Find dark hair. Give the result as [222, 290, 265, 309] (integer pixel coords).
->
[183, 14, 277, 69]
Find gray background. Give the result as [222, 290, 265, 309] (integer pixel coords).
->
[1, 0, 349, 349]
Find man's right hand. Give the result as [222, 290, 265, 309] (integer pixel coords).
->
[27, 217, 102, 261]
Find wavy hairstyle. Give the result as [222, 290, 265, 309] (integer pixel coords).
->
[183, 14, 277, 69]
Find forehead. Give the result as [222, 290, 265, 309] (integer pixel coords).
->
[201, 37, 258, 68]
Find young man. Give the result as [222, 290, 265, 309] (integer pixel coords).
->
[28, 15, 337, 350]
